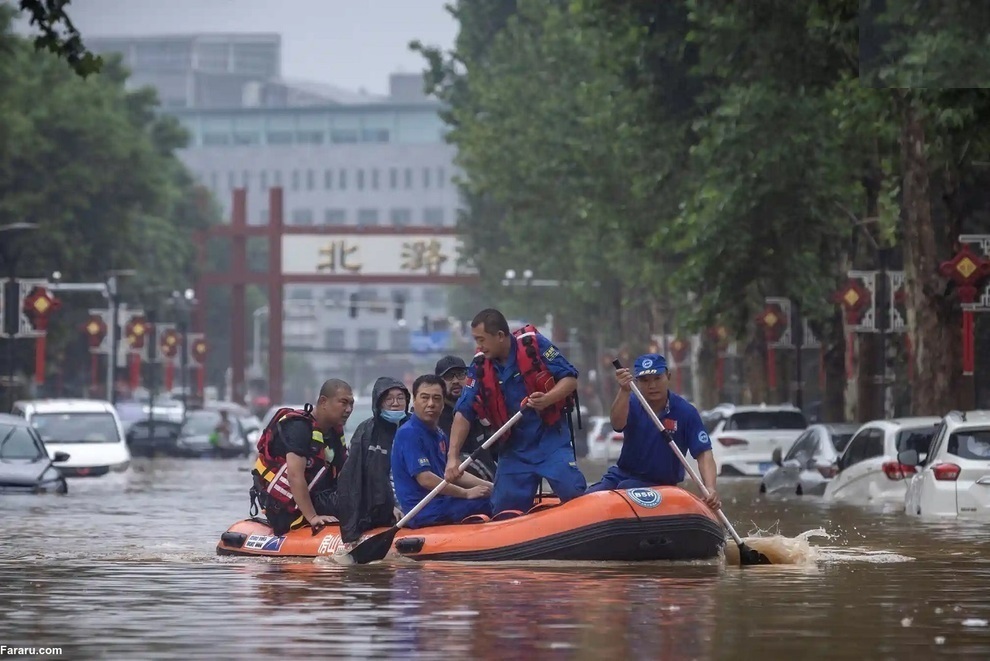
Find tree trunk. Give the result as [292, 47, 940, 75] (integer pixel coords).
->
[900, 101, 961, 415]
[695, 335, 718, 410]
[743, 337, 769, 405]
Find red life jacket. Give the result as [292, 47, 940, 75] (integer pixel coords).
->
[470, 325, 570, 434]
[252, 405, 345, 515]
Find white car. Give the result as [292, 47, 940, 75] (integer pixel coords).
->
[585, 416, 623, 461]
[707, 404, 808, 476]
[11, 399, 130, 477]
[903, 410, 990, 518]
[823, 416, 941, 506]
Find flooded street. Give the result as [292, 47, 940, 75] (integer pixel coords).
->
[2, 458, 990, 659]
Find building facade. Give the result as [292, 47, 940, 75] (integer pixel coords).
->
[171, 84, 463, 396]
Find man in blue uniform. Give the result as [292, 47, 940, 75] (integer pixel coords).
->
[391, 374, 493, 528]
[445, 309, 586, 515]
[587, 353, 721, 511]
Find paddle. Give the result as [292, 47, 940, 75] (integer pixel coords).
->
[335, 400, 528, 566]
[612, 360, 771, 566]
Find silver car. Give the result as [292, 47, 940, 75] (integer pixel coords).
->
[760, 423, 860, 496]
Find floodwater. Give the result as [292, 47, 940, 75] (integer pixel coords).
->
[2, 458, 989, 660]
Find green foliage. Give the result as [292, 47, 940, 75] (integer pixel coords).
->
[15, 0, 102, 77]
[0, 15, 219, 391]
[421, 0, 990, 410]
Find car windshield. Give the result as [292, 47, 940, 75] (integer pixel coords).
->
[181, 411, 222, 436]
[725, 411, 807, 431]
[0, 424, 45, 460]
[947, 429, 990, 461]
[896, 426, 938, 456]
[31, 412, 120, 444]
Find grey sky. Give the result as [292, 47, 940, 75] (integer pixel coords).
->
[20, 0, 458, 95]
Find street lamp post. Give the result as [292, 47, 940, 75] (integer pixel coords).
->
[171, 288, 196, 410]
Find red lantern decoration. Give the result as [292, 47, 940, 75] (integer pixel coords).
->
[831, 278, 872, 326]
[125, 316, 149, 350]
[83, 315, 107, 349]
[160, 329, 181, 359]
[755, 303, 788, 391]
[22, 286, 61, 386]
[939, 244, 990, 375]
[191, 337, 207, 364]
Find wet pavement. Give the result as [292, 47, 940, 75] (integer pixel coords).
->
[2, 457, 989, 659]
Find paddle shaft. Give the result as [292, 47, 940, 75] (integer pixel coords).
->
[393, 407, 526, 530]
[613, 361, 746, 547]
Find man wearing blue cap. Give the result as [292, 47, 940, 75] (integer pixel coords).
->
[587, 353, 720, 511]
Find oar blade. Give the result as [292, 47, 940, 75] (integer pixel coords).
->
[335, 526, 399, 566]
[738, 542, 773, 566]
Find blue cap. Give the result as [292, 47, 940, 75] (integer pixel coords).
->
[634, 353, 668, 377]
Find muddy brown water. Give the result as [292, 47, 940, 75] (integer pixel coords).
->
[1, 457, 989, 659]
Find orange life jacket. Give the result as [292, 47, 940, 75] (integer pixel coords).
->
[470, 325, 571, 434]
[251, 405, 345, 515]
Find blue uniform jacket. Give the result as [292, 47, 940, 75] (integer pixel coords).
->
[615, 390, 711, 485]
[455, 332, 578, 466]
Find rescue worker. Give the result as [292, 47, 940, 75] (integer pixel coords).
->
[435, 355, 497, 481]
[392, 374, 493, 527]
[336, 376, 410, 544]
[587, 354, 721, 511]
[445, 309, 586, 517]
[251, 378, 353, 535]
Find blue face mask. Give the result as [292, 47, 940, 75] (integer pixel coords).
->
[380, 409, 406, 425]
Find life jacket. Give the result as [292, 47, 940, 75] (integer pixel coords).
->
[250, 404, 345, 516]
[470, 325, 572, 435]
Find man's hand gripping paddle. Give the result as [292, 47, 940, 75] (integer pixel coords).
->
[612, 360, 770, 566]
[334, 400, 528, 566]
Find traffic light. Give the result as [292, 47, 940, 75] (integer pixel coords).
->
[349, 293, 358, 319]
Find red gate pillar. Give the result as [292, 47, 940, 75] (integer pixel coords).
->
[231, 188, 248, 404]
[268, 186, 284, 403]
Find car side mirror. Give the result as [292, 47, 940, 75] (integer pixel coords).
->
[897, 449, 920, 467]
[772, 447, 782, 467]
[53, 451, 70, 463]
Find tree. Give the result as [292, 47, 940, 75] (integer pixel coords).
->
[0, 12, 218, 397]
[15, 0, 101, 76]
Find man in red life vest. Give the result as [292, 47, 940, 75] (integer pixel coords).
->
[252, 378, 353, 535]
[444, 309, 586, 516]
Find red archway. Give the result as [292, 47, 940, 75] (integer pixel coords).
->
[196, 187, 477, 404]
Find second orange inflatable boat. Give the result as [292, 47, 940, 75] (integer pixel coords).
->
[217, 487, 725, 562]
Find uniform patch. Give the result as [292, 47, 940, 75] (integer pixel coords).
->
[642, 358, 654, 368]
[543, 346, 560, 361]
[464, 376, 476, 388]
[698, 431, 711, 446]
[418, 457, 430, 467]
[662, 418, 678, 432]
[627, 487, 663, 509]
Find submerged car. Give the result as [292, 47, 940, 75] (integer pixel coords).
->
[0, 413, 70, 494]
[760, 423, 860, 496]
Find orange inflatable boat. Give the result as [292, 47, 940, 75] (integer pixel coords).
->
[216, 487, 725, 562]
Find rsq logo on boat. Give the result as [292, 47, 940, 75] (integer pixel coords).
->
[627, 488, 663, 509]
[245, 534, 285, 551]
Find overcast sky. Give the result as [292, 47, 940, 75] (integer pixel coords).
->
[15, 0, 458, 95]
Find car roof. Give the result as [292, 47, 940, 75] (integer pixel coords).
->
[865, 416, 942, 430]
[202, 401, 250, 415]
[725, 404, 803, 413]
[0, 413, 30, 427]
[946, 410, 990, 429]
[13, 398, 115, 414]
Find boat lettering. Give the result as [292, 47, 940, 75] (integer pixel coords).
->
[627, 487, 663, 509]
[318, 534, 342, 555]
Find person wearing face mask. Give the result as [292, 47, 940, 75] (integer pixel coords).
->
[336, 376, 410, 545]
